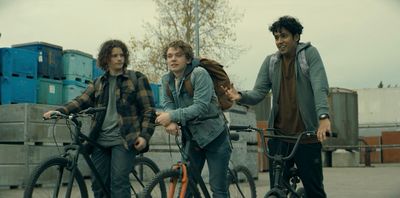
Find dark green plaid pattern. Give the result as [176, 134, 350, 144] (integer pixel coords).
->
[57, 70, 156, 149]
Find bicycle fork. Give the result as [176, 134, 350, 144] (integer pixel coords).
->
[266, 157, 287, 198]
[169, 162, 188, 198]
[63, 146, 81, 198]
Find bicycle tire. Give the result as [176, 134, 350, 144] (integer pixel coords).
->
[291, 187, 305, 198]
[23, 156, 88, 198]
[228, 165, 257, 198]
[139, 168, 201, 198]
[130, 156, 166, 197]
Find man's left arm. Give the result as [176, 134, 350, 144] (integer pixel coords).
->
[136, 74, 156, 144]
[307, 46, 332, 141]
[308, 46, 330, 117]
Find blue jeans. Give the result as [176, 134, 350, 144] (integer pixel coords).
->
[90, 144, 136, 198]
[183, 130, 232, 198]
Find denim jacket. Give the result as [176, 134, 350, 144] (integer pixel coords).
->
[161, 59, 227, 148]
[239, 42, 330, 131]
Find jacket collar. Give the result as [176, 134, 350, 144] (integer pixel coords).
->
[296, 42, 311, 54]
[100, 69, 129, 82]
[168, 58, 201, 80]
[273, 42, 311, 58]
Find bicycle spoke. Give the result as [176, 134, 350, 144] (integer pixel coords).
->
[228, 166, 256, 198]
[130, 156, 165, 197]
[24, 157, 88, 198]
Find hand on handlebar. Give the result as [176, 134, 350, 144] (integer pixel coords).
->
[317, 119, 332, 142]
[155, 111, 172, 126]
[134, 136, 147, 151]
[43, 110, 61, 120]
[165, 122, 181, 136]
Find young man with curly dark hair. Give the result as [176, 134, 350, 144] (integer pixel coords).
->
[223, 16, 331, 197]
[156, 40, 231, 197]
[43, 39, 156, 197]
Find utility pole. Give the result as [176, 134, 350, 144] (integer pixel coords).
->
[194, 0, 200, 57]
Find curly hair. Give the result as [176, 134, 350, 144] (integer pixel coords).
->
[97, 39, 130, 71]
[269, 16, 303, 37]
[162, 40, 194, 61]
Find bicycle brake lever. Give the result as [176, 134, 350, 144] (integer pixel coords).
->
[80, 107, 106, 114]
[327, 132, 338, 138]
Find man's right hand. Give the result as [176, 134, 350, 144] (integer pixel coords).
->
[221, 84, 241, 102]
[43, 111, 60, 119]
[165, 122, 181, 136]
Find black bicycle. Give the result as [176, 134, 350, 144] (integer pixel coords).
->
[230, 125, 336, 198]
[139, 125, 256, 198]
[23, 107, 166, 198]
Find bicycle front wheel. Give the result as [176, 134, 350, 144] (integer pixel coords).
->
[130, 156, 166, 197]
[23, 156, 88, 198]
[228, 165, 257, 198]
[140, 169, 201, 198]
[288, 187, 306, 198]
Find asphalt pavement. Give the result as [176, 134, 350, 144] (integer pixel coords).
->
[1, 163, 399, 198]
[256, 163, 400, 198]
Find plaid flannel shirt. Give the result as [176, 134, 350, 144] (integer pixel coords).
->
[56, 70, 156, 150]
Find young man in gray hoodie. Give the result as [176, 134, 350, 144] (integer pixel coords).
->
[223, 16, 331, 198]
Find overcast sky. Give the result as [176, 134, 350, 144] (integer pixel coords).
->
[1, 0, 399, 90]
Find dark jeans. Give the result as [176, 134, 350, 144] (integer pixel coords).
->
[268, 139, 327, 198]
[183, 130, 232, 198]
[90, 144, 136, 198]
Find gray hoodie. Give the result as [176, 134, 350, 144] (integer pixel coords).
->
[239, 42, 330, 132]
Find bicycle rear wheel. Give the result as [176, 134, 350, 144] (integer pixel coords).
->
[140, 169, 201, 198]
[228, 165, 257, 198]
[130, 156, 166, 197]
[23, 156, 88, 198]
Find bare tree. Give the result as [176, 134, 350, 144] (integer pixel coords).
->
[129, 0, 245, 83]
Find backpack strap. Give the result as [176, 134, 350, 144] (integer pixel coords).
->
[93, 76, 101, 90]
[165, 81, 172, 98]
[183, 74, 194, 97]
[268, 50, 310, 81]
[297, 50, 310, 79]
[165, 71, 194, 100]
[268, 53, 279, 82]
[128, 70, 138, 89]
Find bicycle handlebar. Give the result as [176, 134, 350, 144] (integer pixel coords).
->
[229, 125, 338, 138]
[229, 125, 337, 161]
[44, 107, 106, 120]
[80, 107, 106, 114]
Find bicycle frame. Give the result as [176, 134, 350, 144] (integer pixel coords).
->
[24, 107, 163, 198]
[178, 132, 212, 198]
[171, 129, 250, 198]
[50, 108, 112, 197]
[230, 125, 336, 198]
[263, 131, 310, 197]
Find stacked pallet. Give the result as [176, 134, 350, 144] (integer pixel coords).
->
[0, 103, 91, 187]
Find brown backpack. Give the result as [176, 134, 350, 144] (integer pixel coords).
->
[166, 58, 233, 110]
